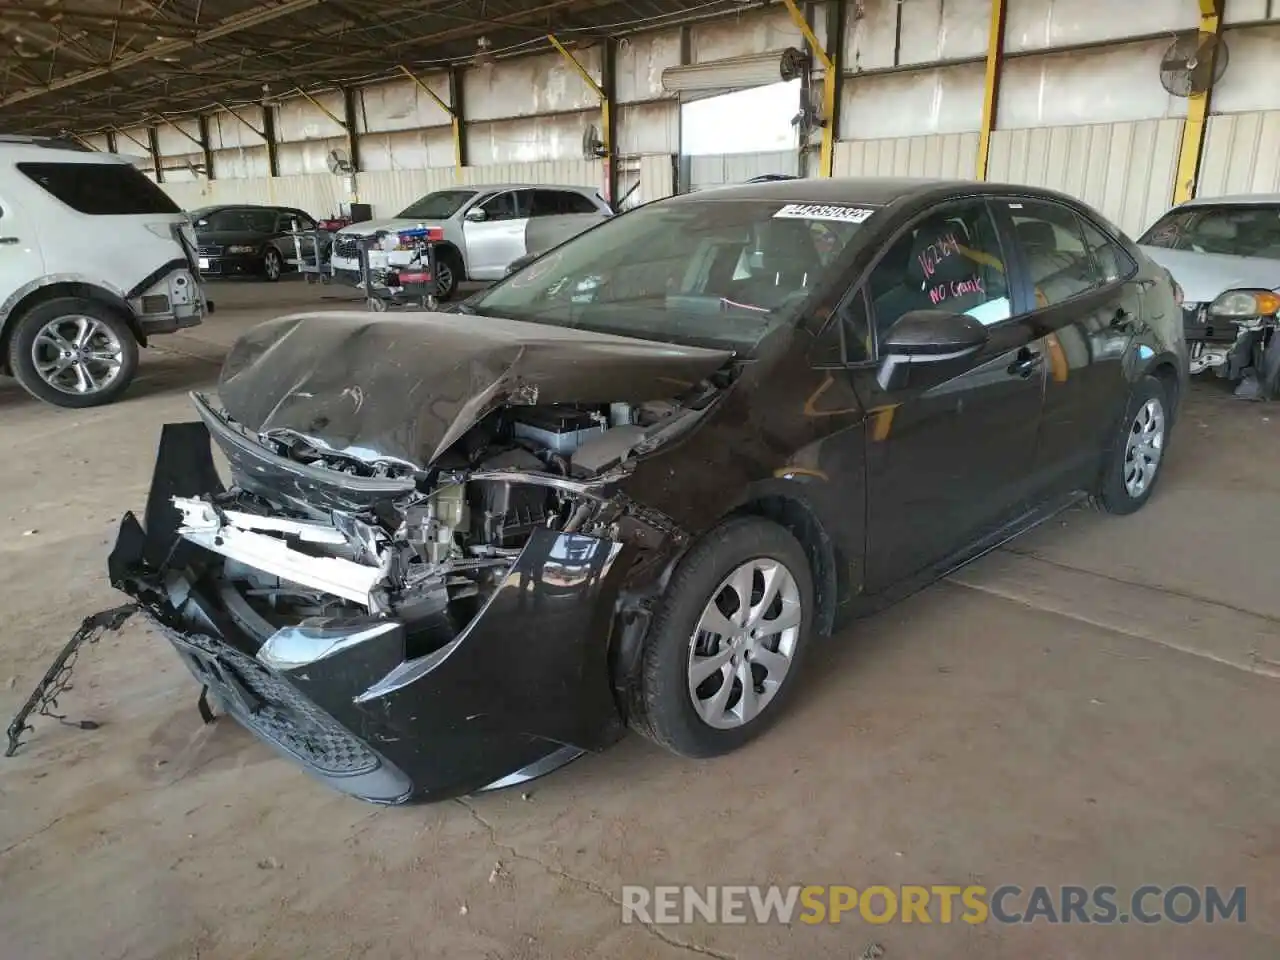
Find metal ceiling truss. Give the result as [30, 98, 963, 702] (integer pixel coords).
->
[0, 0, 755, 135]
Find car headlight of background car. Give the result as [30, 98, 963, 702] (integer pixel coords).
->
[224, 244, 258, 255]
[1208, 288, 1280, 320]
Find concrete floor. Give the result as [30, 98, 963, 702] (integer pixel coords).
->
[0, 278, 1277, 959]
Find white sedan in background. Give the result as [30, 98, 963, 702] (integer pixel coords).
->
[1137, 194, 1280, 399]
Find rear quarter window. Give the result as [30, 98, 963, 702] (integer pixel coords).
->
[17, 161, 179, 215]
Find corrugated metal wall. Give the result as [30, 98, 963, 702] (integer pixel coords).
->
[987, 119, 1184, 236]
[1200, 110, 1280, 196]
[833, 134, 980, 180]
[685, 151, 799, 191]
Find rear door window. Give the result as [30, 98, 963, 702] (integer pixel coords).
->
[17, 161, 179, 215]
[1003, 199, 1102, 308]
[1139, 204, 1280, 260]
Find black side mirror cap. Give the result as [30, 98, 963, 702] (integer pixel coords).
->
[877, 310, 989, 391]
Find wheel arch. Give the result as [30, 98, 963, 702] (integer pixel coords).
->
[0, 281, 143, 375]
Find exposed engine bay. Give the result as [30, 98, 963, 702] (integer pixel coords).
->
[178, 381, 722, 650]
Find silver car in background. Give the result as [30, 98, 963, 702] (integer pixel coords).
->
[328, 184, 611, 300]
[1138, 194, 1280, 399]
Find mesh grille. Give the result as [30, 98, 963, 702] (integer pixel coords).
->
[333, 236, 361, 259]
[168, 629, 379, 777]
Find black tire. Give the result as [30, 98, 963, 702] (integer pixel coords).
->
[434, 248, 463, 301]
[7, 297, 139, 408]
[631, 516, 815, 758]
[263, 247, 283, 282]
[1097, 375, 1169, 515]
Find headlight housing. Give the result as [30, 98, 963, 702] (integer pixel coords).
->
[1208, 288, 1280, 319]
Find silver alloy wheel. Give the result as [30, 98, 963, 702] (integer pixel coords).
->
[687, 558, 803, 730]
[1123, 397, 1166, 498]
[265, 249, 282, 280]
[31, 315, 125, 396]
[435, 260, 454, 296]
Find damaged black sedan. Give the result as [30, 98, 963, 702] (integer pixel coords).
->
[106, 179, 1188, 803]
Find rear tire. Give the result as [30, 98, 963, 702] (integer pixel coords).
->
[263, 248, 283, 282]
[631, 517, 815, 758]
[1097, 375, 1169, 515]
[7, 297, 139, 408]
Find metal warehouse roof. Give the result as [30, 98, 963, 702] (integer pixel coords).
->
[0, 0, 749, 135]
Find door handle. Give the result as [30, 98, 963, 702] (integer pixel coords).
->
[0, 237, 20, 245]
[1007, 347, 1044, 378]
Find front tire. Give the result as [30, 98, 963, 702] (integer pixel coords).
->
[1097, 375, 1169, 515]
[433, 248, 463, 301]
[632, 517, 815, 758]
[7, 297, 139, 408]
[263, 248, 283, 282]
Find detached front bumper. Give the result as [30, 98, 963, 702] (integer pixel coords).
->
[108, 422, 630, 803]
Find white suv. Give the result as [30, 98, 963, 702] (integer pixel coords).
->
[0, 136, 209, 407]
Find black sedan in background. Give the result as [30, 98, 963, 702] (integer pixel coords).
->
[109, 178, 1187, 803]
[193, 204, 325, 281]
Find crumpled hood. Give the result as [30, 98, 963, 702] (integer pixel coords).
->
[1138, 245, 1280, 305]
[216, 311, 734, 469]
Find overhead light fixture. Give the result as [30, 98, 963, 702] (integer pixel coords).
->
[473, 36, 494, 70]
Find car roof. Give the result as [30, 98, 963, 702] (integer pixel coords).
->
[666, 176, 1093, 208]
[1175, 193, 1280, 209]
[0, 140, 140, 165]
[453, 183, 599, 193]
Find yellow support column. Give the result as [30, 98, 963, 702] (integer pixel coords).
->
[781, 0, 838, 177]
[1173, 0, 1225, 204]
[976, 0, 1007, 180]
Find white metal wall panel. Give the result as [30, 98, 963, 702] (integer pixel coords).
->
[162, 155, 203, 181]
[617, 101, 679, 156]
[359, 129, 456, 172]
[1005, 0, 1196, 53]
[616, 29, 682, 103]
[278, 136, 347, 177]
[638, 154, 676, 205]
[273, 92, 345, 142]
[845, 0, 991, 71]
[1213, 25, 1280, 114]
[161, 181, 205, 209]
[833, 134, 980, 179]
[154, 120, 201, 158]
[457, 160, 604, 191]
[1199, 111, 1280, 196]
[1224, 0, 1280, 21]
[690, 8, 802, 63]
[208, 110, 263, 150]
[114, 127, 150, 159]
[211, 146, 270, 180]
[839, 63, 985, 140]
[998, 41, 1187, 128]
[83, 134, 111, 151]
[358, 74, 452, 133]
[987, 119, 1183, 236]
[464, 49, 602, 122]
[466, 111, 599, 165]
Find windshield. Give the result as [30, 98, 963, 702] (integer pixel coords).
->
[469, 198, 877, 352]
[396, 190, 477, 220]
[195, 208, 277, 232]
[1139, 204, 1280, 260]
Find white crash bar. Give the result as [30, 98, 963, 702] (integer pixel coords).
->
[173, 497, 380, 607]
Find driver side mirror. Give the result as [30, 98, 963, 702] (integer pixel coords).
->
[464, 207, 487, 223]
[876, 310, 989, 392]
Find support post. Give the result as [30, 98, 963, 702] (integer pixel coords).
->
[342, 87, 361, 173]
[976, 0, 1008, 180]
[781, 0, 838, 177]
[262, 104, 279, 178]
[1174, 0, 1225, 204]
[548, 34, 612, 194]
[449, 67, 467, 173]
[198, 115, 215, 180]
[105, 129, 117, 153]
[601, 36, 618, 204]
[147, 125, 164, 183]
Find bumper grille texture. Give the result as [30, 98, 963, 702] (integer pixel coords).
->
[169, 629, 379, 777]
[332, 236, 363, 259]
